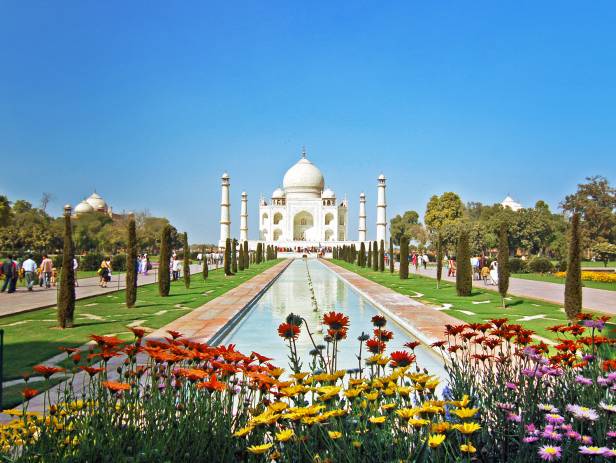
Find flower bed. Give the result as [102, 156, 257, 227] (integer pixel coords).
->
[0, 312, 614, 462]
[554, 271, 616, 283]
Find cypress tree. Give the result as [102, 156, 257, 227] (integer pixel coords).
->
[158, 224, 172, 296]
[244, 241, 249, 269]
[389, 240, 394, 273]
[372, 241, 379, 271]
[238, 243, 245, 271]
[58, 205, 76, 328]
[564, 212, 582, 319]
[435, 233, 443, 289]
[224, 238, 232, 275]
[232, 239, 238, 273]
[202, 246, 208, 280]
[183, 232, 190, 289]
[455, 228, 472, 296]
[359, 242, 366, 267]
[256, 243, 261, 264]
[126, 217, 137, 308]
[399, 236, 409, 279]
[367, 242, 372, 268]
[497, 222, 510, 307]
[379, 240, 385, 272]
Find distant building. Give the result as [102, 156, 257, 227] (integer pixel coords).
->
[501, 196, 523, 212]
[73, 192, 118, 218]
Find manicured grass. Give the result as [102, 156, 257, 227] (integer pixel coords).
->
[2, 378, 64, 409]
[332, 260, 615, 343]
[0, 260, 282, 380]
[513, 272, 616, 291]
[580, 260, 616, 268]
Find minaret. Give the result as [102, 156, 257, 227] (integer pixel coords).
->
[219, 172, 231, 246]
[376, 174, 387, 243]
[358, 192, 366, 242]
[240, 192, 248, 242]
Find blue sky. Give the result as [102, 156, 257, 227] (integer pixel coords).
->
[1, 1, 615, 243]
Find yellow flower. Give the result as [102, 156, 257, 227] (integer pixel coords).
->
[397, 386, 411, 396]
[408, 418, 430, 428]
[428, 434, 446, 448]
[381, 403, 396, 411]
[395, 408, 421, 420]
[364, 391, 379, 401]
[377, 356, 390, 366]
[453, 422, 481, 434]
[345, 388, 362, 399]
[322, 409, 346, 419]
[328, 431, 342, 440]
[270, 368, 285, 378]
[451, 408, 479, 419]
[269, 402, 288, 413]
[275, 429, 294, 442]
[247, 443, 273, 454]
[352, 440, 362, 448]
[420, 404, 444, 415]
[333, 370, 346, 380]
[460, 442, 477, 453]
[281, 385, 308, 397]
[368, 415, 387, 425]
[425, 378, 440, 390]
[383, 388, 396, 396]
[431, 422, 451, 433]
[291, 372, 309, 381]
[450, 395, 471, 408]
[348, 378, 366, 387]
[233, 426, 253, 437]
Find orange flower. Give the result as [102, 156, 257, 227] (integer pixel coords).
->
[33, 365, 65, 379]
[196, 374, 226, 392]
[251, 352, 273, 364]
[128, 327, 146, 338]
[374, 329, 394, 342]
[176, 368, 209, 382]
[278, 322, 300, 340]
[323, 312, 349, 331]
[102, 381, 131, 393]
[22, 388, 39, 400]
[390, 350, 415, 367]
[90, 335, 125, 347]
[80, 366, 105, 377]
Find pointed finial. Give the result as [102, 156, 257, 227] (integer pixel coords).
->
[301, 146, 307, 159]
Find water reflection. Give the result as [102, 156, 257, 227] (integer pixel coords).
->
[221, 259, 445, 379]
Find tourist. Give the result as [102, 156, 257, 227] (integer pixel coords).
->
[471, 255, 480, 280]
[422, 253, 429, 270]
[197, 252, 202, 266]
[40, 254, 53, 288]
[411, 253, 418, 271]
[142, 254, 150, 275]
[99, 257, 111, 288]
[448, 256, 457, 277]
[73, 257, 79, 287]
[22, 254, 37, 291]
[171, 256, 180, 280]
[0, 255, 17, 293]
[481, 264, 490, 285]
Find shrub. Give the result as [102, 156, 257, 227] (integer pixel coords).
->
[80, 253, 105, 271]
[528, 256, 553, 274]
[52, 255, 63, 269]
[111, 254, 126, 272]
[509, 257, 528, 274]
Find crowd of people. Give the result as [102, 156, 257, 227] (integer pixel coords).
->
[0, 254, 66, 293]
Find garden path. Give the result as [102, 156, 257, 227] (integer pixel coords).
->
[0, 263, 206, 318]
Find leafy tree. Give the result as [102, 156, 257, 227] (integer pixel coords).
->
[389, 240, 394, 273]
[126, 217, 137, 308]
[57, 208, 76, 328]
[592, 242, 616, 267]
[202, 246, 208, 280]
[399, 236, 409, 279]
[561, 176, 616, 245]
[425, 192, 464, 232]
[390, 211, 419, 245]
[456, 228, 472, 296]
[497, 222, 510, 307]
[379, 240, 385, 271]
[564, 213, 582, 319]
[0, 195, 11, 226]
[224, 238, 233, 275]
[183, 232, 190, 289]
[158, 225, 172, 296]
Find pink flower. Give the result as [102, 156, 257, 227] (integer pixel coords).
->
[575, 375, 592, 386]
[507, 413, 522, 422]
[506, 382, 518, 390]
[581, 435, 593, 445]
[538, 445, 562, 461]
[566, 431, 581, 441]
[608, 431, 616, 438]
[602, 448, 616, 458]
[579, 446, 607, 455]
[545, 414, 564, 425]
[524, 436, 540, 443]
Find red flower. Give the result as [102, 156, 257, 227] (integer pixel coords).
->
[404, 341, 421, 350]
[128, 327, 146, 338]
[323, 312, 350, 331]
[366, 338, 386, 354]
[80, 366, 104, 377]
[251, 352, 273, 364]
[371, 315, 387, 328]
[167, 330, 183, 340]
[490, 318, 508, 328]
[33, 365, 65, 379]
[22, 388, 39, 400]
[430, 340, 447, 348]
[90, 335, 125, 347]
[328, 328, 348, 341]
[444, 324, 466, 336]
[373, 329, 393, 342]
[390, 351, 415, 367]
[278, 322, 300, 340]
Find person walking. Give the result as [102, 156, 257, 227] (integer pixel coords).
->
[99, 257, 111, 288]
[171, 256, 180, 281]
[22, 254, 38, 291]
[411, 253, 418, 272]
[40, 254, 53, 289]
[73, 257, 79, 287]
[422, 253, 429, 270]
[1, 255, 16, 293]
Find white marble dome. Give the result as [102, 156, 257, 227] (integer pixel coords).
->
[272, 188, 285, 198]
[283, 156, 324, 198]
[86, 192, 108, 211]
[321, 187, 335, 198]
[74, 200, 94, 214]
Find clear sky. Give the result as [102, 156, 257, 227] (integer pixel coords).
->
[1, 1, 615, 243]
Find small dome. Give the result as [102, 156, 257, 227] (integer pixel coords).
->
[272, 188, 285, 198]
[359, 192, 365, 198]
[282, 155, 324, 198]
[321, 188, 335, 198]
[74, 200, 94, 214]
[86, 192, 108, 211]
[378, 174, 386, 180]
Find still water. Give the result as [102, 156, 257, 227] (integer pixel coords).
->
[221, 259, 445, 378]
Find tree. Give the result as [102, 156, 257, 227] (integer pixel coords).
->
[57, 206, 76, 328]
[244, 241, 249, 269]
[358, 242, 365, 267]
[158, 225, 172, 296]
[202, 246, 208, 280]
[183, 232, 190, 289]
[367, 242, 372, 268]
[224, 238, 233, 275]
[40, 192, 54, 212]
[399, 236, 409, 279]
[497, 222, 510, 307]
[390, 211, 419, 245]
[456, 228, 472, 296]
[564, 213, 582, 319]
[372, 241, 378, 271]
[435, 233, 443, 289]
[238, 243, 245, 271]
[389, 240, 394, 273]
[592, 242, 616, 267]
[0, 195, 10, 226]
[561, 176, 616, 246]
[425, 192, 464, 252]
[379, 240, 385, 271]
[126, 217, 137, 308]
[256, 243, 262, 264]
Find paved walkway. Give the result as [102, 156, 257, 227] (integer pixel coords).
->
[322, 259, 459, 345]
[401, 264, 615, 315]
[0, 263, 206, 318]
[1, 259, 292, 421]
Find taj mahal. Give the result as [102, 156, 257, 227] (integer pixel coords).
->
[219, 149, 387, 249]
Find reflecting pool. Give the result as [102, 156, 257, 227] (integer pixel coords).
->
[221, 259, 445, 378]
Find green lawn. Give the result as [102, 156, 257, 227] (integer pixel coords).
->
[513, 272, 616, 291]
[332, 260, 615, 344]
[580, 260, 616, 268]
[2, 378, 64, 409]
[0, 260, 281, 380]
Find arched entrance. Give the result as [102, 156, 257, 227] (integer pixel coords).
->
[324, 229, 334, 241]
[293, 211, 314, 241]
[273, 229, 283, 241]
